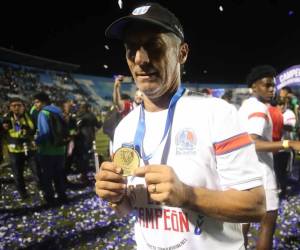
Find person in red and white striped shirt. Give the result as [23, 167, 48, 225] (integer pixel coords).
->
[239, 65, 300, 250]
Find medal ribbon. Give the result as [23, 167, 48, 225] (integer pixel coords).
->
[133, 86, 185, 163]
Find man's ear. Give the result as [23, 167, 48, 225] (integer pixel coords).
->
[179, 43, 189, 64]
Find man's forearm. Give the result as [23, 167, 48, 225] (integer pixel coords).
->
[113, 84, 124, 111]
[254, 139, 284, 152]
[183, 185, 265, 223]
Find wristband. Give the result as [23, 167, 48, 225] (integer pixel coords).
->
[282, 140, 290, 149]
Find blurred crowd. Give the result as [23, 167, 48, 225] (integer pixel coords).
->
[0, 64, 103, 206]
[0, 62, 95, 115]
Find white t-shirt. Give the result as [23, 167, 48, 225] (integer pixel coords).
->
[238, 97, 277, 191]
[283, 109, 296, 127]
[113, 94, 263, 250]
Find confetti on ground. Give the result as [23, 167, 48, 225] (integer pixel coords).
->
[1, 163, 300, 249]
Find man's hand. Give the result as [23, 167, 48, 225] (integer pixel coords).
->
[114, 75, 124, 88]
[134, 165, 189, 207]
[95, 161, 127, 203]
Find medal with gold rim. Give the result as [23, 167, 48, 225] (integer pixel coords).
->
[113, 146, 140, 176]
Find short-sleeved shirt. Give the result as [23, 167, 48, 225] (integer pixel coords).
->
[113, 93, 263, 250]
[238, 97, 277, 191]
[283, 109, 296, 127]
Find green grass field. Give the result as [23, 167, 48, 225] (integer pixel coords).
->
[95, 129, 110, 160]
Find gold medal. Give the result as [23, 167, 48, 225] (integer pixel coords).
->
[113, 147, 140, 176]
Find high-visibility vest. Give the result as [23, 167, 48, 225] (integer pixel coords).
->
[6, 113, 35, 153]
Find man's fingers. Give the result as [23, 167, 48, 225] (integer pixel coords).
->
[147, 183, 171, 194]
[100, 161, 122, 174]
[96, 181, 126, 191]
[134, 165, 168, 177]
[95, 188, 124, 200]
[95, 169, 125, 183]
[149, 192, 169, 204]
[134, 167, 146, 177]
[144, 173, 168, 184]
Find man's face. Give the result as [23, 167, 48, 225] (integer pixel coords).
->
[34, 99, 43, 111]
[279, 89, 288, 99]
[124, 25, 188, 100]
[9, 101, 24, 115]
[252, 77, 275, 103]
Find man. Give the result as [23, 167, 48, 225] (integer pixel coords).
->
[74, 102, 102, 183]
[238, 65, 300, 249]
[276, 98, 297, 199]
[62, 100, 77, 185]
[113, 74, 143, 117]
[279, 100, 297, 140]
[2, 98, 39, 199]
[106, 75, 143, 154]
[33, 92, 67, 204]
[279, 86, 299, 123]
[95, 3, 266, 249]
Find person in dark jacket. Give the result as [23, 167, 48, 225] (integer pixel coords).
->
[34, 92, 67, 204]
[74, 102, 102, 183]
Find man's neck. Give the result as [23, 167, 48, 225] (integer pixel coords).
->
[252, 94, 267, 104]
[13, 113, 22, 120]
[143, 93, 173, 112]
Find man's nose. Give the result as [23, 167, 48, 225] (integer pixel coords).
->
[134, 46, 150, 65]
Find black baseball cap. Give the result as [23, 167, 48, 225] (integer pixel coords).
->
[105, 2, 184, 41]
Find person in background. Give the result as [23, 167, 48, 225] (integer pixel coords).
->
[2, 98, 39, 199]
[279, 99, 297, 140]
[95, 3, 266, 249]
[279, 86, 299, 123]
[199, 88, 212, 96]
[113, 75, 143, 117]
[221, 90, 233, 104]
[277, 98, 297, 198]
[29, 104, 39, 128]
[34, 92, 67, 205]
[74, 102, 102, 183]
[109, 75, 143, 156]
[62, 100, 77, 186]
[239, 65, 300, 249]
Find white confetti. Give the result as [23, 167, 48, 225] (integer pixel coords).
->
[118, 0, 123, 9]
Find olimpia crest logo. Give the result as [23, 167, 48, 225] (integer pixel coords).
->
[175, 128, 197, 155]
[132, 6, 151, 15]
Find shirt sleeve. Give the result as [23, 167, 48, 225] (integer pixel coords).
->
[36, 111, 50, 144]
[245, 104, 269, 137]
[211, 101, 263, 190]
